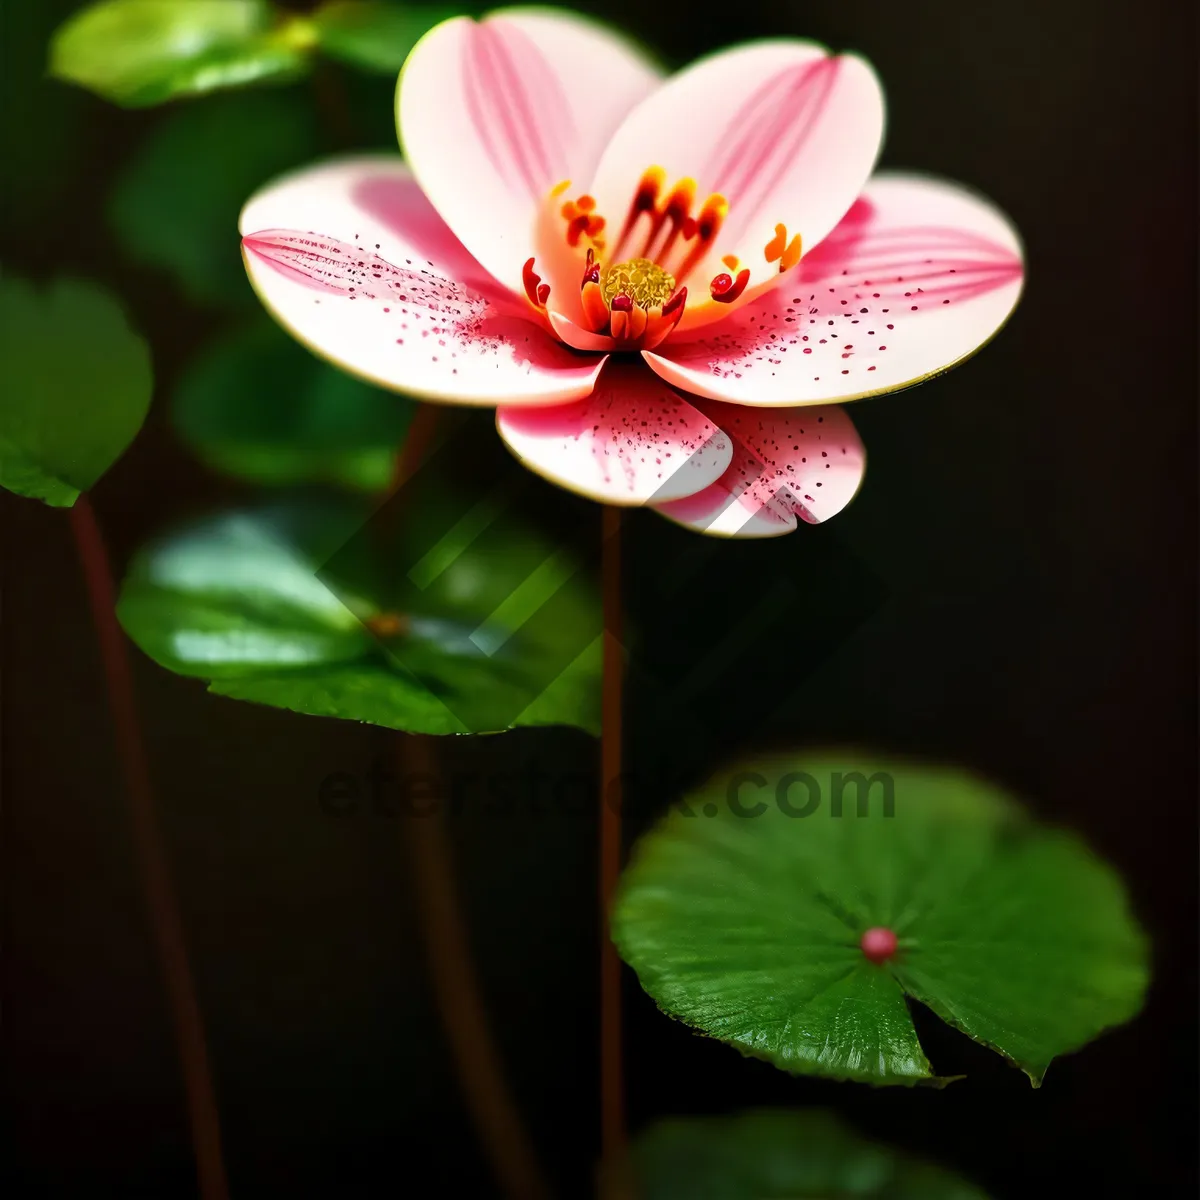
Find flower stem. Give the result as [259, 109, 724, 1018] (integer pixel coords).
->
[600, 505, 626, 1161]
[386, 408, 549, 1198]
[68, 496, 228, 1200]
[401, 735, 552, 1200]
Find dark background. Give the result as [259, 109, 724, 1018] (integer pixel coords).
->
[2, 0, 1196, 1195]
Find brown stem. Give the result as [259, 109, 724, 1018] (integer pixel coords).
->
[600, 505, 626, 1162]
[388, 402, 444, 495]
[68, 496, 228, 1200]
[387, 406, 550, 1198]
[401, 736, 552, 1200]
[311, 58, 358, 151]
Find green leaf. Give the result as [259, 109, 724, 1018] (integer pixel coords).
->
[313, 1, 455, 74]
[116, 494, 602, 735]
[174, 319, 414, 490]
[621, 1109, 989, 1200]
[49, 0, 313, 107]
[109, 89, 319, 307]
[612, 753, 1148, 1086]
[0, 275, 152, 507]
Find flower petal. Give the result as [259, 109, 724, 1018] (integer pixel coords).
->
[496, 360, 733, 505]
[652, 402, 864, 536]
[240, 156, 605, 406]
[644, 172, 1024, 406]
[589, 40, 883, 329]
[397, 10, 662, 296]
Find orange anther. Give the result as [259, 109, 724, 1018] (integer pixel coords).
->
[567, 213, 592, 247]
[696, 193, 728, 238]
[765, 223, 788, 263]
[577, 194, 596, 212]
[779, 233, 803, 272]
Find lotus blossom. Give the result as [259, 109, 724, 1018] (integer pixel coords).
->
[240, 9, 1023, 537]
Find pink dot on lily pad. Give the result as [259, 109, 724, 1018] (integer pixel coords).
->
[860, 926, 898, 964]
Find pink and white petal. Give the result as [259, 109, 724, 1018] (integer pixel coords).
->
[710, 401, 865, 522]
[652, 456, 799, 538]
[589, 40, 883, 324]
[240, 156, 605, 406]
[496, 361, 733, 505]
[397, 10, 662, 296]
[644, 171, 1024, 406]
[652, 402, 865, 536]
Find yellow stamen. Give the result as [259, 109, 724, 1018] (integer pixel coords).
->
[600, 257, 676, 309]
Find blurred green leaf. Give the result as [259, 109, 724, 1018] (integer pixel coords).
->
[619, 1109, 989, 1200]
[49, 0, 314, 107]
[612, 753, 1149, 1086]
[312, 1, 455, 74]
[109, 89, 319, 306]
[0, 275, 152, 506]
[117, 495, 602, 735]
[174, 318, 413, 490]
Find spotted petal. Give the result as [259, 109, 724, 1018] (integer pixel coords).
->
[397, 10, 662, 297]
[589, 40, 884, 331]
[240, 157, 605, 406]
[644, 172, 1024, 406]
[496, 361, 733, 505]
[653, 402, 864, 537]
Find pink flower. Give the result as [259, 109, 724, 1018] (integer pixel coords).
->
[240, 9, 1023, 537]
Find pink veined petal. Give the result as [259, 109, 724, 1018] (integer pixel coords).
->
[652, 402, 864, 537]
[496, 360, 733, 505]
[239, 157, 605, 407]
[397, 10, 662, 298]
[588, 40, 884, 332]
[644, 171, 1024, 406]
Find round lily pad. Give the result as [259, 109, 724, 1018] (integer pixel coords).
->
[0, 275, 152, 507]
[618, 1108, 988, 1200]
[116, 494, 602, 735]
[174, 318, 413, 490]
[612, 754, 1148, 1086]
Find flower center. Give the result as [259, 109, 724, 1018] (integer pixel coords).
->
[523, 166, 804, 350]
[600, 257, 676, 310]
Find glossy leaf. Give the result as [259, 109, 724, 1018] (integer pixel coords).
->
[0, 275, 152, 507]
[109, 90, 319, 306]
[619, 1109, 988, 1200]
[312, 1, 456, 74]
[49, 0, 312, 107]
[117, 495, 603, 735]
[612, 753, 1149, 1086]
[174, 319, 414, 490]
